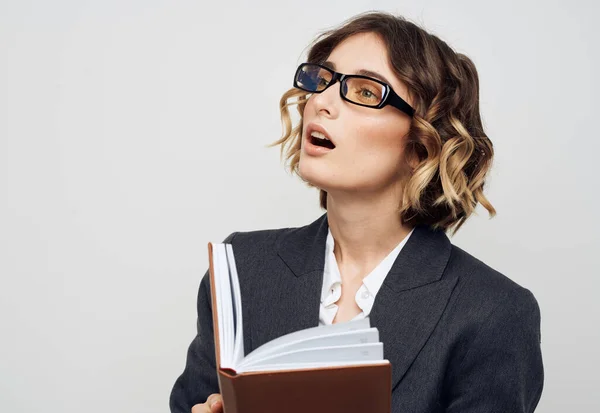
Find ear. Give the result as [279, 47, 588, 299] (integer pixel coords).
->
[407, 153, 420, 171]
[403, 144, 421, 172]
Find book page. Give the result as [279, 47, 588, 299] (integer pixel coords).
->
[213, 244, 234, 369]
[238, 328, 379, 370]
[237, 359, 390, 373]
[225, 244, 245, 366]
[243, 317, 371, 364]
[238, 343, 384, 372]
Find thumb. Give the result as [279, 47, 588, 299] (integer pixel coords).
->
[210, 399, 223, 413]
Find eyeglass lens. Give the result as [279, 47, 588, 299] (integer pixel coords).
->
[296, 64, 385, 107]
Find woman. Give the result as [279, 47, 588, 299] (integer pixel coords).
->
[170, 11, 544, 413]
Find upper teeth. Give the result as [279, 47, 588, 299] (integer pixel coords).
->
[311, 131, 329, 140]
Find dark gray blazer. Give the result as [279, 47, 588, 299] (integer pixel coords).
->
[170, 214, 544, 413]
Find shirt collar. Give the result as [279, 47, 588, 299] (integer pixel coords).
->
[361, 227, 415, 299]
[320, 229, 341, 303]
[319, 227, 415, 305]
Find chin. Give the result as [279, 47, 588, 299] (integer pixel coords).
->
[298, 159, 330, 189]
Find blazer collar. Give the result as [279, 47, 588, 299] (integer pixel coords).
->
[276, 213, 452, 292]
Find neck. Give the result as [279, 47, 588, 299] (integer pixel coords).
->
[325, 188, 414, 271]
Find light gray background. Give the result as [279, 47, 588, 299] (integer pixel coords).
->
[1, 0, 598, 412]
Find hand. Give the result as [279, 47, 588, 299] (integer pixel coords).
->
[191, 393, 223, 413]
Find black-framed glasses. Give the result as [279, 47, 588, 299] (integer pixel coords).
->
[293, 62, 415, 117]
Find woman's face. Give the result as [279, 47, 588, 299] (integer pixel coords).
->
[298, 32, 413, 197]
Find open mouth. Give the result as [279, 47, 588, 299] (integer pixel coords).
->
[309, 130, 336, 149]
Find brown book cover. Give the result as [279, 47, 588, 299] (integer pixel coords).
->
[207, 243, 392, 413]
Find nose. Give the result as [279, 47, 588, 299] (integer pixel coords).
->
[310, 79, 341, 118]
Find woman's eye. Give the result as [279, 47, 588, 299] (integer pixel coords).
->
[361, 88, 374, 98]
[358, 88, 380, 101]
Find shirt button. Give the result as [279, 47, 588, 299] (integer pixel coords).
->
[361, 290, 371, 299]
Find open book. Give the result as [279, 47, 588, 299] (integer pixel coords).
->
[208, 242, 392, 413]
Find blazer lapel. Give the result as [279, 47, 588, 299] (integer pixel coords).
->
[247, 214, 329, 352]
[276, 213, 330, 277]
[370, 225, 458, 390]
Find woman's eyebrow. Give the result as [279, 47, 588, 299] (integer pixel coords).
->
[322, 60, 336, 70]
[323, 61, 392, 86]
[356, 69, 392, 86]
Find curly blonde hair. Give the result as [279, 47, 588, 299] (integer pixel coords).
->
[271, 11, 496, 235]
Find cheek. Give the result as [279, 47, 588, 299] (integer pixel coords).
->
[351, 116, 410, 167]
[302, 96, 316, 117]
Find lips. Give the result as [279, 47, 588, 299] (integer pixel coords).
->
[305, 122, 336, 149]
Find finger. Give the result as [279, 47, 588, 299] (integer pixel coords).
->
[191, 403, 210, 413]
[206, 393, 222, 406]
[210, 399, 223, 413]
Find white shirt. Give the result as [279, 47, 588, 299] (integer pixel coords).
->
[318, 227, 414, 325]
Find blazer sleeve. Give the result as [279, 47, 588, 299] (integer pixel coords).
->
[445, 287, 544, 413]
[169, 232, 237, 413]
